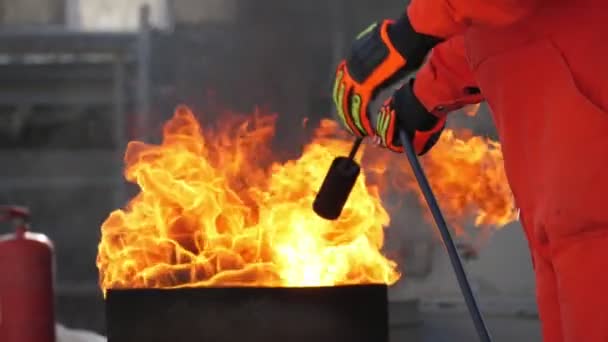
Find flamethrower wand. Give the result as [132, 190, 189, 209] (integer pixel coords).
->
[313, 132, 493, 342]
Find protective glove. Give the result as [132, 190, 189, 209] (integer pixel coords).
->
[332, 14, 442, 137]
[373, 79, 447, 156]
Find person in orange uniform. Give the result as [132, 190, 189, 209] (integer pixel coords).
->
[332, 1, 608, 341]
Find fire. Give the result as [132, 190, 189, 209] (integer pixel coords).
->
[423, 130, 516, 229]
[370, 129, 517, 237]
[98, 106, 397, 292]
[97, 106, 516, 293]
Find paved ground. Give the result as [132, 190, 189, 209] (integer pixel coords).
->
[390, 313, 541, 342]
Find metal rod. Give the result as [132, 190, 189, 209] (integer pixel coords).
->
[329, 0, 346, 120]
[136, 4, 152, 142]
[348, 137, 363, 160]
[112, 54, 128, 208]
[398, 130, 493, 342]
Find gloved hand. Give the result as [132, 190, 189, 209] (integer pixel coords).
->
[373, 79, 446, 156]
[332, 14, 442, 137]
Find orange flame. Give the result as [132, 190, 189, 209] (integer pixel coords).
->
[422, 130, 516, 229]
[365, 128, 516, 237]
[97, 106, 516, 293]
[97, 106, 399, 292]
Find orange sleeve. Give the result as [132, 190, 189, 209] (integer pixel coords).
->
[413, 35, 483, 117]
[407, 0, 540, 38]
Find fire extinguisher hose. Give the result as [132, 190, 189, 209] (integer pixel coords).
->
[398, 130, 493, 342]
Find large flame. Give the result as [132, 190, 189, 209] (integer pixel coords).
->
[421, 130, 515, 229]
[97, 106, 516, 292]
[379, 129, 516, 236]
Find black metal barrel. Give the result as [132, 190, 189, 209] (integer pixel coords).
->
[105, 285, 388, 342]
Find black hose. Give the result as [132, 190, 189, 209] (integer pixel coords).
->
[398, 130, 493, 342]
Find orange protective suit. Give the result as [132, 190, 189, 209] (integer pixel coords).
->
[407, 0, 608, 340]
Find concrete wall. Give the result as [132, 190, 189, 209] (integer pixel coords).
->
[170, 0, 236, 24]
[0, 0, 64, 27]
[66, 0, 238, 31]
[66, 0, 170, 31]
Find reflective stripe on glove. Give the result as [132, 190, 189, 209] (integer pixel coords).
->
[332, 15, 442, 137]
[374, 79, 446, 155]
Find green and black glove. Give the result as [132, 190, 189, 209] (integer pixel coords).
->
[332, 14, 442, 137]
[374, 79, 446, 155]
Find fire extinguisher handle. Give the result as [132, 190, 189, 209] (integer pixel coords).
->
[0, 206, 30, 220]
[0, 206, 31, 235]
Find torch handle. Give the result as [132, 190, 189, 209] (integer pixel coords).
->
[398, 130, 493, 342]
[348, 137, 363, 160]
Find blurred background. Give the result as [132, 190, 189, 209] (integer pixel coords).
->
[0, 0, 539, 340]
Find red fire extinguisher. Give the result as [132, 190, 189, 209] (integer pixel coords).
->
[0, 206, 55, 342]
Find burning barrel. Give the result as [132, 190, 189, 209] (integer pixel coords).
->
[98, 107, 400, 342]
[105, 285, 388, 342]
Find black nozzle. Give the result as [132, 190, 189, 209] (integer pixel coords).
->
[313, 138, 363, 220]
